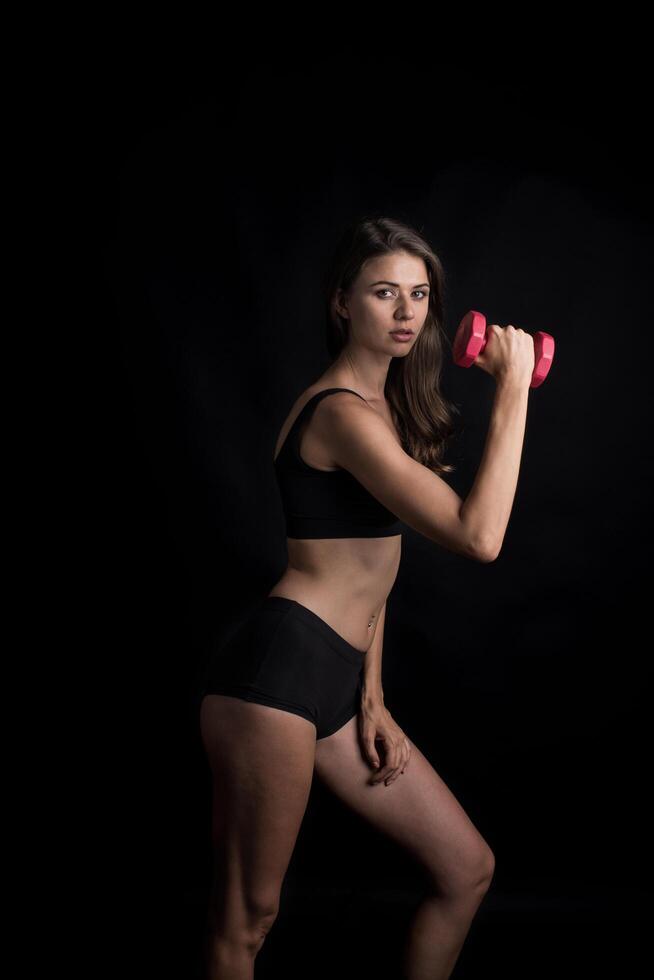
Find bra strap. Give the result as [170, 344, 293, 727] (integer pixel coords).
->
[275, 388, 367, 465]
[291, 387, 366, 430]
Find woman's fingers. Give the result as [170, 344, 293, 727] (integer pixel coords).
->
[370, 740, 410, 786]
[370, 757, 396, 784]
[364, 736, 381, 771]
[384, 739, 412, 785]
[385, 753, 409, 784]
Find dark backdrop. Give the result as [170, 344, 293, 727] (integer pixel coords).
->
[97, 59, 652, 978]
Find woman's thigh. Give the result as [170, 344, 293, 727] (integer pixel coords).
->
[200, 693, 317, 928]
[313, 716, 494, 896]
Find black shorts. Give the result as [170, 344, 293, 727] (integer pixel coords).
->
[200, 595, 366, 739]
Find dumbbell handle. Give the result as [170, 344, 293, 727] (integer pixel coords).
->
[453, 310, 555, 388]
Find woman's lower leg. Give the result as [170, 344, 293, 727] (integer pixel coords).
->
[400, 878, 492, 980]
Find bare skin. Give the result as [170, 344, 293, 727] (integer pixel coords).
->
[200, 250, 533, 978]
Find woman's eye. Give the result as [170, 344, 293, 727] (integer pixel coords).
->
[376, 289, 428, 299]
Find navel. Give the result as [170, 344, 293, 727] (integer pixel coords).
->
[367, 611, 375, 629]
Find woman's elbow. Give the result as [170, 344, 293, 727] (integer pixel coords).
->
[455, 533, 497, 563]
[476, 537, 500, 562]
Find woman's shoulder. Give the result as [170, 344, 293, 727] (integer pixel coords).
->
[306, 385, 402, 451]
[296, 381, 368, 410]
[274, 384, 360, 463]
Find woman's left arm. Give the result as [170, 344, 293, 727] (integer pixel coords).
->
[359, 601, 412, 785]
[361, 601, 387, 706]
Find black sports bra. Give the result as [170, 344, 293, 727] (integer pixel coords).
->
[273, 387, 402, 540]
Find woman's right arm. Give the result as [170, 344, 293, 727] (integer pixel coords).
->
[459, 323, 534, 558]
[320, 395, 492, 561]
[319, 330, 533, 561]
[458, 380, 530, 560]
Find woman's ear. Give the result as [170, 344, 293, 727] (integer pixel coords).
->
[334, 288, 349, 320]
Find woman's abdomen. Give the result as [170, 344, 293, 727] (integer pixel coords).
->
[270, 536, 401, 651]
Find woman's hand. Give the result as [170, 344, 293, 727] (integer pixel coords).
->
[358, 698, 411, 786]
[474, 323, 535, 389]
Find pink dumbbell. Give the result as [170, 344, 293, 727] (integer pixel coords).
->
[453, 310, 555, 388]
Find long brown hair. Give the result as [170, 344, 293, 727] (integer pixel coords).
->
[323, 214, 460, 475]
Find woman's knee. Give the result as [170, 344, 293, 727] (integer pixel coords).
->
[246, 890, 281, 932]
[476, 844, 496, 890]
[205, 904, 279, 976]
[210, 892, 280, 951]
[243, 900, 280, 954]
[430, 841, 496, 901]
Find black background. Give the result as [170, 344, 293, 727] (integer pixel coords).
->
[95, 49, 652, 979]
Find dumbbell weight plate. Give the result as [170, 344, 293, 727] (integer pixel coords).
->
[452, 310, 487, 367]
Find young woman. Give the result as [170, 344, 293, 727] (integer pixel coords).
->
[199, 215, 534, 979]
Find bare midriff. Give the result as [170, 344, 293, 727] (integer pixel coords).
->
[267, 535, 401, 653]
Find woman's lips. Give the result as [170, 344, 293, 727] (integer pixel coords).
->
[390, 330, 414, 343]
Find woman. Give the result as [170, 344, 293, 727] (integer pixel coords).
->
[199, 215, 534, 979]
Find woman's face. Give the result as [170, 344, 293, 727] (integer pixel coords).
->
[337, 250, 431, 355]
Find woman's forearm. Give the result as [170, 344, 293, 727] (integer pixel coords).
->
[460, 380, 530, 559]
[362, 601, 386, 705]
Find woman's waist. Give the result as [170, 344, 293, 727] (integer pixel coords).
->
[286, 535, 401, 579]
[267, 570, 394, 652]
